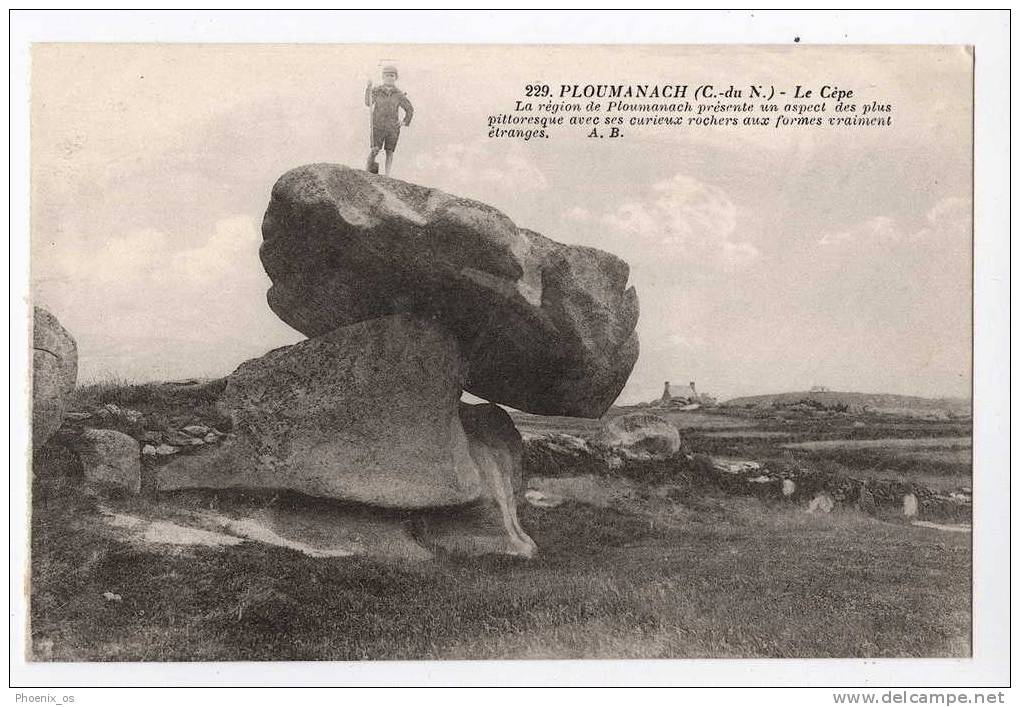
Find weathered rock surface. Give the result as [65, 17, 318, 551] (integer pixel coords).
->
[166, 313, 480, 508]
[102, 502, 433, 561]
[74, 429, 141, 494]
[596, 412, 681, 459]
[781, 479, 796, 497]
[523, 432, 620, 478]
[903, 493, 919, 518]
[33, 307, 78, 450]
[807, 492, 835, 514]
[418, 403, 536, 557]
[260, 164, 639, 418]
[155, 315, 535, 557]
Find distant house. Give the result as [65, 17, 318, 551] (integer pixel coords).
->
[652, 380, 716, 407]
[810, 385, 831, 393]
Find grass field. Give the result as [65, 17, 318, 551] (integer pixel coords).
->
[31, 476, 969, 661]
[653, 407, 973, 493]
[29, 390, 972, 661]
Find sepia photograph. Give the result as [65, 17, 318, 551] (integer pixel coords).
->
[9, 9, 1010, 695]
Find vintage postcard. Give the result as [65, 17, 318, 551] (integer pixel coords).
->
[10, 9, 1010, 694]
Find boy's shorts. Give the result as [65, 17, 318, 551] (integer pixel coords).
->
[371, 123, 400, 151]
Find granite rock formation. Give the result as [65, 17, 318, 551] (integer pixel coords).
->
[155, 314, 537, 557]
[33, 307, 78, 450]
[74, 428, 141, 494]
[260, 164, 639, 418]
[123, 166, 643, 559]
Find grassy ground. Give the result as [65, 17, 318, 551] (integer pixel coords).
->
[30, 474, 969, 661]
[30, 389, 971, 661]
[71, 377, 231, 435]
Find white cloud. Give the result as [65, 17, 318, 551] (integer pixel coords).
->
[818, 216, 899, 247]
[817, 197, 971, 248]
[564, 206, 591, 222]
[601, 173, 759, 267]
[412, 139, 548, 201]
[667, 332, 707, 351]
[917, 196, 970, 240]
[32, 215, 300, 382]
[38, 216, 265, 309]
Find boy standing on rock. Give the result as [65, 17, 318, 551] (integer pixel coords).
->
[365, 63, 414, 176]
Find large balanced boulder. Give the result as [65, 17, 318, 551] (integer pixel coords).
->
[32, 307, 78, 450]
[260, 164, 639, 418]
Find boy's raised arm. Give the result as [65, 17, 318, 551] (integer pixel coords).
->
[400, 92, 414, 126]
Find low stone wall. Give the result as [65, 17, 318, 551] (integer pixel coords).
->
[522, 434, 971, 522]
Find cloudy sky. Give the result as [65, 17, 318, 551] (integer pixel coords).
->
[31, 44, 972, 403]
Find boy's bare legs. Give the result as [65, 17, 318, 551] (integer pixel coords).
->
[384, 150, 394, 176]
[367, 146, 381, 171]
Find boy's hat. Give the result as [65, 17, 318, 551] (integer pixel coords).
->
[381, 63, 399, 78]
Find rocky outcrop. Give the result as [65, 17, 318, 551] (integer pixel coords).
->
[155, 315, 536, 557]
[74, 429, 140, 494]
[33, 307, 77, 450]
[38, 168, 645, 559]
[259, 164, 639, 418]
[522, 432, 621, 479]
[596, 412, 681, 459]
[807, 492, 835, 514]
[100, 498, 435, 561]
[161, 314, 480, 508]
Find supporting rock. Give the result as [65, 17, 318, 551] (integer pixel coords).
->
[418, 404, 536, 558]
[210, 313, 481, 508]
[156, 315, 536, 557]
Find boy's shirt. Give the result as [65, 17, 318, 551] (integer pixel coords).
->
[371, 85, 414, 127]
